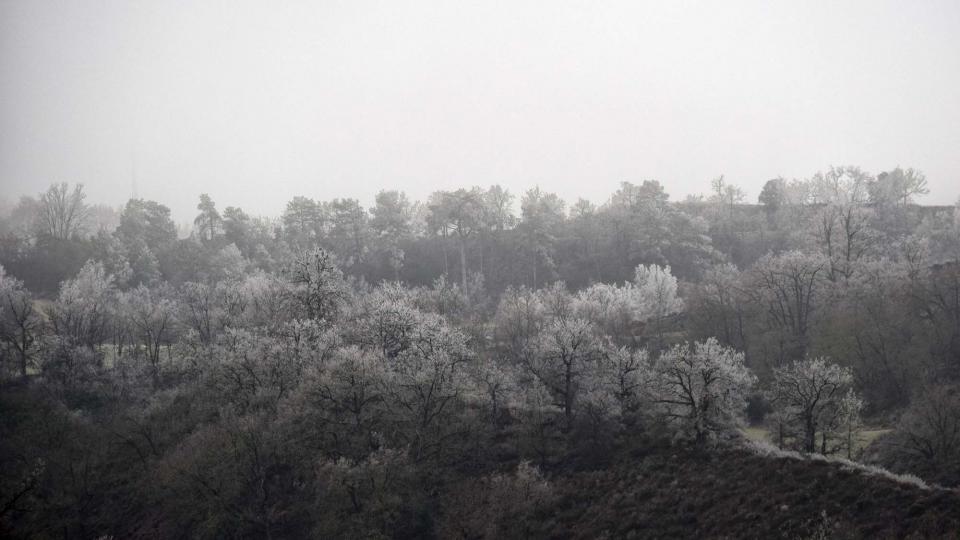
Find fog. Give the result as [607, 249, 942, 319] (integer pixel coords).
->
[2, 0, 959, 221]
[5, 4, 960, 537]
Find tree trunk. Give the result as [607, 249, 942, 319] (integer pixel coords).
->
[441, 228, 449, 277]
[459, 237, 468, 293]
[563, 359, 574, 432]
[805, 416, 816, 453]
[532, 253, 538, 290]
[18, 338, 27, 378]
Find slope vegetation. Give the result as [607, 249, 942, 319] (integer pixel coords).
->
[535, 444, 960, 539]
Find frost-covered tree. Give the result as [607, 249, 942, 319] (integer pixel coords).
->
[651, 338, 755, 442]
[524, 317, 607, 431]
[0, 266, 43, 377]
[438, 461, 555, 540]
[194, 193, 222, 243]
[297, 346, 387, 459]
[282, 196, 325, 247]
[116, 198, 178, 253]
[494, 286, 546, 365]
[870, 167, 928, 207]
[233, 270, 295, 330]
[836, 389, 864, 459]
[37, 182, 89, 240]
[808, 165, 872, 206]
[127, 284, 178, 385]
[177, 279, 250, 348]
[747, 250, 828, 362]
[328, 198, 370, 267]
[572, 282, 642, 344]
[767, 356, 861, 454]
[370, 190, 413, 279]
[838, 259, 914, 408]
[205, 320, 335, 413]
[468, 358, 523, 429]
[345, 282, 422, 359]
[519, 187, 566, 288]
[709, 174, 745, 225]
[597, 346, 651, 418]
[892, 385, 960, 482]
[635, 264, 684, 345]
[798, 166, 878, 281]
[567, 264, 682, 347]
[687, 263, 749, 352]
[428, 188, 485, 291]
[313, 448, 416, 537]
[49, 261, 115, 350]
[284, 247, 348, 323]
[758, 177, 788, 212]
[381, 309, 473, 461]
[108, 287, 135, 364]
[482, 184, 517, 233]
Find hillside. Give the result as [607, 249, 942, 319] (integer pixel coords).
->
[532, 443, 960, 539]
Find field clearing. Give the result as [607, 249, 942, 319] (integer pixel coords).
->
[741, 426, 891, 455]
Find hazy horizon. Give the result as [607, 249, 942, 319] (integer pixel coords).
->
[3, 0, 959, 222]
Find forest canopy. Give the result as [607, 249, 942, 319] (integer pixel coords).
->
[1, 168, 959, 538]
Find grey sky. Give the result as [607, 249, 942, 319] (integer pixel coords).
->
[2, 0, 959, 222]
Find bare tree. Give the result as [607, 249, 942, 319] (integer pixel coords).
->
[37, 182, 90, 239]
[895, 385, 960, 479]
[871, 167, 929, 207]
[0, 267, 43, 377]
[747, 250, 828, 362]
[127, 285, 177, 386]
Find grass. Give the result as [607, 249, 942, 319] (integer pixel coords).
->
[740, 426, 891, 455]
[538, 442, 960, 539]
[742, 426, 769, 443]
